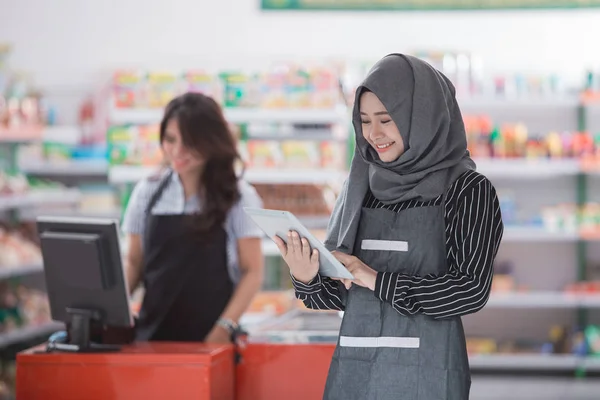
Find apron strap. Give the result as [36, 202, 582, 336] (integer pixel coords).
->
[145, 169, 174, 215]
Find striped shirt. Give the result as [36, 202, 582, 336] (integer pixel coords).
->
[292, 169, 504, 319]
[121, 168, 264, 284]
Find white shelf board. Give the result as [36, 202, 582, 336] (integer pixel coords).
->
[469, 354, 581, 371]
[475, 159, 581, 179]
[0, 189, 81, 212]
[19, 208, 122, 221]
[225, 107, 347, 124]
[0, 321, 64, 349]
[0, 263, 43, 280]
[485, 292, 600, 308]
[108, 165, 159, 184]
[20, 161, 108, 176]
[502, 226, 579, 242]
[247, 129, 344, 142]
[109, 166, 347, 185]
[0, 126, 81, 144]
[244, 169, 347, 184]
[109, 108, 163, 125]
[110, 107, 347, 125]
[459, 97, 580, 109]
[582, 357, 600, 372]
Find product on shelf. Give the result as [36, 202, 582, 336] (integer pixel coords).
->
[490, 260, 517, 293]
[109, 65, 344, 111]
[564, 280, 600, 294]
[107, 124, 162, 166]
[243, 139, 345, 171]
[464, 114, 600, 160]
[246, 291, 296, 315]
[414, 50, 568, 100]
[497, 197, 600, 236]
[466, 323, 600, 358]
[0, 283, 51, 333]
[0, 227, 42, 268]
[253, 184, 336, 216]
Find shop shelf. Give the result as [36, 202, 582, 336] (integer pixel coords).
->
[0, 126, 80, 144]
[109, 107, 347, 125]
[244, 168, 347, 184]
[485, 292, 600, 309]
[19, 162, 108, 177]
[502, 226, 579, 242]
[0, 321, 64, 349]
[0, 263, 44, 280]
[0, 189, 81, 212]
[475, 158, 581, 179]
[469, 354, 581, 371]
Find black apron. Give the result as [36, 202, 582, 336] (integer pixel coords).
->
[135, 171, 234, 342]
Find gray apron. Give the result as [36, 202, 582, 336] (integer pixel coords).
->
[324, 194, 471, 400]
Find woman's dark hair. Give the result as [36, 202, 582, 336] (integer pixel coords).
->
[159, 92, 241, 238]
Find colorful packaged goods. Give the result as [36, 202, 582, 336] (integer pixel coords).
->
[112, 70, 147, 109]
[146, 72, 179, 108]
[107, 124, 162, 166]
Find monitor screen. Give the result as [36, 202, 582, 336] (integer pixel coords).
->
[36, 216, 133, 328]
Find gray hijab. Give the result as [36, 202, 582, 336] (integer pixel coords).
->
[324, 54, 476, 254]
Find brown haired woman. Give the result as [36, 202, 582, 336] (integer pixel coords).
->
[122, 92, 264, 343]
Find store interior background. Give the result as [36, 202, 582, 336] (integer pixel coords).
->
[2, 1, 600, 399]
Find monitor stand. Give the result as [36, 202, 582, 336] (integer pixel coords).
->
[46, 308, 122, 353]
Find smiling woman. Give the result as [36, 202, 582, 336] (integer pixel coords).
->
[359, 90, 406, 162]
[274, 54, 504, 400]
[121, 92, 265, 345]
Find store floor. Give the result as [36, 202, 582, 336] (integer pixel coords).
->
[470, 375, 600, 400]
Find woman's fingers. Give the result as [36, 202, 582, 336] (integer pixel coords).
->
[310, 248, 319, 264]
[301, 238, 311, 259]
[286, 231, 295, 256]
[273, 236, 287, 256]
[291, 231, 302, 257]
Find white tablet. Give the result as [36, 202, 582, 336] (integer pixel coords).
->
[243, 207, 354, 280]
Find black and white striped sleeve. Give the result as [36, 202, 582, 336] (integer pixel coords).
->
[374, 177, 503, 319]
[291, 274, 346, 311]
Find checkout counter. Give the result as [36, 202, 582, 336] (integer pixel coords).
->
[18, 217, 342, 399]
[16, 309, 341, 400]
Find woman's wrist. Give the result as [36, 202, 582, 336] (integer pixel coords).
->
[216, 317, 238, 334]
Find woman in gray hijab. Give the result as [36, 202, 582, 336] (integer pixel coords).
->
[274, 53, 504, 400]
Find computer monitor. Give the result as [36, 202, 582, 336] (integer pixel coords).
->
[36, 216, 134, 352]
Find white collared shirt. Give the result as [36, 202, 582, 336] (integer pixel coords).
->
[122, 169, 263, 284]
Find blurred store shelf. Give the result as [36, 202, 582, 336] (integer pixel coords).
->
[0, 126, 81, 145]
[459, 96, 580, 109]
[486, 292, 600, 308]
[475, 158, 581, 179]
[0, 321, 64, 349]
[19, 162, 108, 177]
[244, 168, 347, 184]
[109, 165, 347, 185]
[0, 189, 81, 212]
[0, 263, 43, 280]
[109, 107, 347, 125]
[468, 354, 582, 371]
[18, 208, 122, 221]
[502, 226, 579, 242]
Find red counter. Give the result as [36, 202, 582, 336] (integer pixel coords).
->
[236, 343, 335, 400]
[16, 342, 235, 400]
[16, 342, 335, 400]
